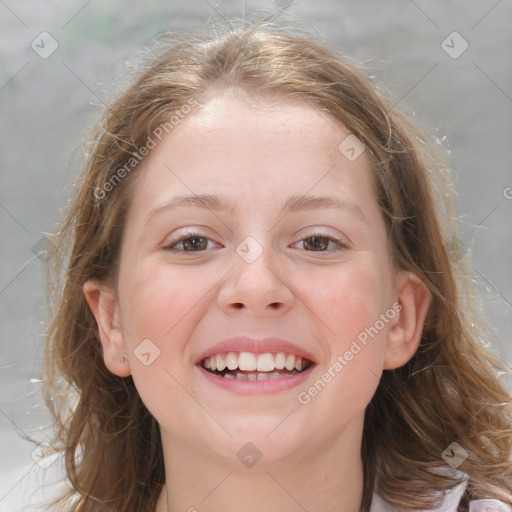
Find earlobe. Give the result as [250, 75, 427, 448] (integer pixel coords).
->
[83, 279, 131, 377]
[383, 271, 431, 370]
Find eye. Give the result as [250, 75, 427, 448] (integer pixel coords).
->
[163, 232, 220, 252]
[292, 233, 348, 252]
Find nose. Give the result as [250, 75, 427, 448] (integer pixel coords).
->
[216, 240, 296, 316]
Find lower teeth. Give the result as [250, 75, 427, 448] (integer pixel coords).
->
[211, 369, 300, 380]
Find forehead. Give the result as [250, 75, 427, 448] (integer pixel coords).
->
[178, 88, 342, 151]
[126, 90, 376, 221]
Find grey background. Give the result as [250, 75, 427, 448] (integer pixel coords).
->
[1, 1, 511, 510]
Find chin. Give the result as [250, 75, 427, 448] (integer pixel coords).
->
[198, 417, 312, 466]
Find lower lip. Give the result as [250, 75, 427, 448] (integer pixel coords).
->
[196, 365, 315, 395]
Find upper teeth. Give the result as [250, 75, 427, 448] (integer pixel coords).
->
[202, 352, 310, 372]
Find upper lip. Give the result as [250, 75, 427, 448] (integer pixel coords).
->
[195, 336, 316, 365]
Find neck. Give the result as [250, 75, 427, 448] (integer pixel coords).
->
[155, 416, 365, 512]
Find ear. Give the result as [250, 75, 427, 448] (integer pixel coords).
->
[383, 271, 431, 370]
[83, 279, 131, 377]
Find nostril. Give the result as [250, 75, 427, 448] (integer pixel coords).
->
[230, 302, 283, 310]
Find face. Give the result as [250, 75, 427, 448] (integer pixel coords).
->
[89, 89, 424, 468]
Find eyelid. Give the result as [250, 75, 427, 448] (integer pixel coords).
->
[293, 227, 350, 244]
[289, 230, 350, 252]
[162, 228, 222, 252]
[161, 227, 350, 253]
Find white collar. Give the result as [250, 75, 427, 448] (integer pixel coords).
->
[369, 480, 511, 512]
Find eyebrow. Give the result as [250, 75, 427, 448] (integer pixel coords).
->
[145, 193, 368, 226]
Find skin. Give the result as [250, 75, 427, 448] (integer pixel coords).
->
[84, 89, 430, 512]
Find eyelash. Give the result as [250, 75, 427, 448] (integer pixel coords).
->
[293, 234, 348, 252]
[163, 231, 218, 252]
[163, 231, 349, 253]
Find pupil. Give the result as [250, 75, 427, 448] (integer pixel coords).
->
[306, 236, 327, 251]
[184, 236, 206, 251]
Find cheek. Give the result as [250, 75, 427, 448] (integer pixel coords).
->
[117, 263, 219, 430]
[300, 261, 390, 349]
[120, 262, 211, 345]
[295, 262, 390, 409]
[118, 263, 213, 387]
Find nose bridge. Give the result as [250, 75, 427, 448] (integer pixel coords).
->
[218, 234, 295, 314]
[234, 233, 282, 293]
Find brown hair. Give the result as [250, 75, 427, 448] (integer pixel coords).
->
[44, 23, 512, 511]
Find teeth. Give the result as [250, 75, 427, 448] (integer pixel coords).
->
[275, 352, 286, 370]
[202, 352, 312, 374]
[256, 353, 274, 371]
[216, 354, 226, 372]
[239, 352, 257, 371]
[226, 352, 238, 371]
[285, 354, 295, 371]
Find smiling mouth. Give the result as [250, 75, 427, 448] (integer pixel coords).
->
[200, 351, 314, 381]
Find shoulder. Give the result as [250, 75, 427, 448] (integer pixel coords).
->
[370, 480, 512, 512]
[468, 500, 512, 512]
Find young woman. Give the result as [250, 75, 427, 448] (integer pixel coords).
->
[44, 25, 512, 511]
